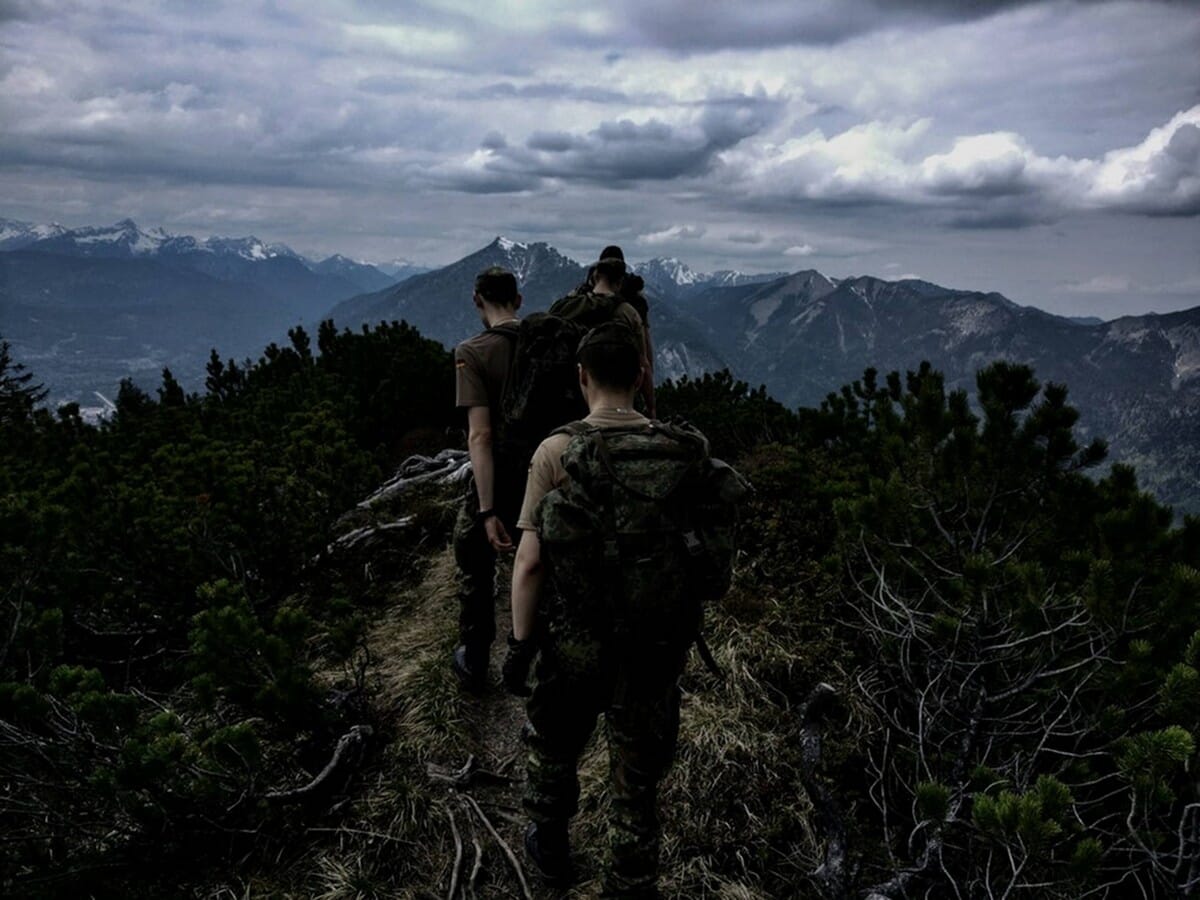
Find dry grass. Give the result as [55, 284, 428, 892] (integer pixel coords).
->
[230, 524, 865, 898]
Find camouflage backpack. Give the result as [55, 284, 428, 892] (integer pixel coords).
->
[534, 420, 749, 657]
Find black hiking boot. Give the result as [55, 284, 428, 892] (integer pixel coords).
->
[524, 821, 573, 886]
[451, 644, 486, 692]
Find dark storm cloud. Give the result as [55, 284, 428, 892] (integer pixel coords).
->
[0, 0, 1197, 319]
[433, 92, 783, 191]
[617, 0, 1116, 50]
[0, 0, 62, 23]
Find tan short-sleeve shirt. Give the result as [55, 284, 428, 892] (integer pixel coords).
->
[516, 408, 650, 530]
[454, 325, 516, 422]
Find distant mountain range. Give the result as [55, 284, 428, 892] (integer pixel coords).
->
[0, 216, 431, 412]
[0, 217, 423, 290]
[633, 257, 789, 299]
[3, 220, 1196, 511]
[328, 237, 731, 381]
[331, 236, 1199, 514]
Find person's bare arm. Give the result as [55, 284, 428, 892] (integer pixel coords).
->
[641, 323, 656, 419]
[466, 405, 513, 551]
[511, 530, 543, 640]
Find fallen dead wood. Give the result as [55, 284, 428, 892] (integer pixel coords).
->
[462, 792, 533, 900]
[447, 806, 464, 900]
[327, 518, 415, 555]
[358, 449, 471, 510]
[797, 682, 852, 900]
[265, 724, 373, 802]
[427, 754, 511, 790]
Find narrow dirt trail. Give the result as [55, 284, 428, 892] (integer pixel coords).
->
[364, 549, 603, 899]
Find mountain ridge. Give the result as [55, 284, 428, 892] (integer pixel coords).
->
[327, 238, 1199, 512]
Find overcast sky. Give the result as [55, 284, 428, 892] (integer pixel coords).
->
[1, 0, 1198, 317]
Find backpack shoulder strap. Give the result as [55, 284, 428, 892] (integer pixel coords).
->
[549, 420, 595, 439]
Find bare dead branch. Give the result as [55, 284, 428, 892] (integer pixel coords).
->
[264, 724, 372, 801]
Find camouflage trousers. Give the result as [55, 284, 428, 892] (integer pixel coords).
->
[524, 636, 688, 898]
[451, 472, 522, 657]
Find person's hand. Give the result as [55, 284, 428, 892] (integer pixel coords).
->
[502, 632, 537, 696]
[484, 515, 514, 552]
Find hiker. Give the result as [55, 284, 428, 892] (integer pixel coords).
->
[503, 321, 746, 897]
[552, 247, 656, 419]
[449, 265, 524, 690]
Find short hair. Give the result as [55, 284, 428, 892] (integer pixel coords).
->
[593, 256, 626, 289]
[578, 322, 642, 390]
[599, 244, 624, 262]
[474, 266, 518, 307]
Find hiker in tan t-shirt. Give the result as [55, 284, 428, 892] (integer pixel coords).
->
[503, 320, 679, 893]
[450, 266, 523, 690]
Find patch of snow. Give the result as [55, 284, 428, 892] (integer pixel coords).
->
[129, 228, 166, 255]
[75, 231, 123, 244]
[945, 302, 1002, 341]
[496, 236, 528, 253]
[790, 302, 825, 329]
[636, 257, 701, 286]
[1167, 324, 1200, 388]
[1104, 322, 1153, 346]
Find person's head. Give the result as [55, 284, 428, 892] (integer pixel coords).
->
[591, 256, 626, 296]
[472, 266, 521, 325]
[577, 321, 643, 403]
[584, 245, 625, 292]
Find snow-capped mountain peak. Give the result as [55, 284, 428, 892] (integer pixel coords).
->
[636, 257, 701, 287]
[64, 219, 169, 256]
[633, 256, 793, 298]
[197, 235, 300, 261]
[0, 217, 69, 250]
[494, 235, 528, 254]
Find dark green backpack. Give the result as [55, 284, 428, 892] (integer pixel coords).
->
[534, 420, 749, 654]
[495, 291, 633, 463]
[491, 314, 588, 465]
[547, 290, 624, 329]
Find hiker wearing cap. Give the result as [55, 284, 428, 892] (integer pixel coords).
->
[551, 247, 656, 418]
[502, 321, 747, 897]
[450, 266, 525, 691]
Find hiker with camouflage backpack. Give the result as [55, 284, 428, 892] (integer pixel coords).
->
[503, 321, 748, 897]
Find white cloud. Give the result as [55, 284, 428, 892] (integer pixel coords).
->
[639, 224, 707, 244]
[341, 23, 467, 58]
[1086, 106, 1200, 215]
[784, 243, 816, 256]
[730, 105, 1200, 219]
[0, 0, 1196, 297]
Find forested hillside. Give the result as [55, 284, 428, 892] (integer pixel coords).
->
[1, 321, 1198, 898]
